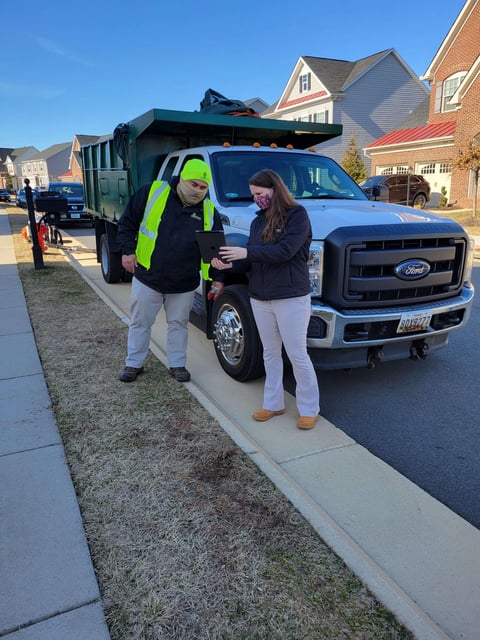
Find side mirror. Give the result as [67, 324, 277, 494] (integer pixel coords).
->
[371, 184, 388, 201]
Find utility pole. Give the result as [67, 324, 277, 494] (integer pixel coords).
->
[406, 166, 413, 206]
[24, 179, 44, 270]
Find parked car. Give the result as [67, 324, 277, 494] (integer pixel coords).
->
[359, 174, 431, 208]
[15, 188, 27, 208]
[0, 189, 11, 202]
[41, 181, 90, 224]
[15, 187, 43, 208]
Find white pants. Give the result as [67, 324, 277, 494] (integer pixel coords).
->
[126, 277, 195, 369]
[251, 295, 320, 417]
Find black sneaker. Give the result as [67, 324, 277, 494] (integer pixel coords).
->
[169, 367, 191, 382]
[118, 366, 144, 382]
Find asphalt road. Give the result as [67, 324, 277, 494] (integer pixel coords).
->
[63, 224, 480, 529]
[287, 266, 480, 529]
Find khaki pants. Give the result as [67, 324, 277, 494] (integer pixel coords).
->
[126, 277, 195, 369]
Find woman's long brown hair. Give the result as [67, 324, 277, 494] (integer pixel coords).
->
[249, 169, 298, 243]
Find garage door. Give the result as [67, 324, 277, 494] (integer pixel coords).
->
[417, 162, 452, 207]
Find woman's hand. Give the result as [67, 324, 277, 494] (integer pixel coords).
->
[211, 257, 232, 270]
[218, 246, 247, 262]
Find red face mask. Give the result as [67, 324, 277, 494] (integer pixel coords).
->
[253, 194, 271, 210]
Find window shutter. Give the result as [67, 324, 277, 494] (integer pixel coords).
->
[308, 72, 311, 90]
[434, 81, 442, 113]
[299, 77, 303, 94]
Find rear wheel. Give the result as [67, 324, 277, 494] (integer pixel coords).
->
[212, 285, 264, 382]
[100, 234, 122, 283]
[413, 193, 427, 208]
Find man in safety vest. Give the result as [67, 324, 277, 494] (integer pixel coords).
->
[117, 158, 225, 382]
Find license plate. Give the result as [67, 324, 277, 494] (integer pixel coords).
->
[71, 213, 81, 219]
[397, 311, 432, 333]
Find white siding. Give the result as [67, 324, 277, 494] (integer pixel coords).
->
[316, 54, 428, 171]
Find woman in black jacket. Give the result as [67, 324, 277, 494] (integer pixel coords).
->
[212, 169, 320, 430]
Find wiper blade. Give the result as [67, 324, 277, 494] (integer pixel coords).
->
[224, 196, 253, 202]
[299, 194, 351, 200]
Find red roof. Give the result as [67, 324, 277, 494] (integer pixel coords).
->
[366, 121, 456, 148]
[279, 90, 327, 109]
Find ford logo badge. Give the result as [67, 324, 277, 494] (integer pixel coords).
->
[394, 259, 431, 280]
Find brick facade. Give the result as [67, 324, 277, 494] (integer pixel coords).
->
[367, 0, 479, 209]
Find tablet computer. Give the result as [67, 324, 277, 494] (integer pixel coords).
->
[195, 230, 226, 262]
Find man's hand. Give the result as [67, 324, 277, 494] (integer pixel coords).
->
[207, 281, 225, 301]
[122, 254, 137, 274]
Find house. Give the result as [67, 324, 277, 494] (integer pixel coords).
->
[364, 0, 479, 208]
[0, 147, 14, 189]
[18, 142, 72, 188]
[3, 147, 39, 191]
[244, 97, 269, 115]
[69, 134, 101, 183]
[261, 49, 429, 172]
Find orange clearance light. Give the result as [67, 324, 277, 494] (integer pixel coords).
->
[253, 142, 261, 147]
[223, 141, 231, 147]
[286, 144, 294, 149]
[270, 143, 278, 148]
[307, 147, 318, 152]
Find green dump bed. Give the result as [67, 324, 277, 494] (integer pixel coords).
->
[81, 107, 342, 222]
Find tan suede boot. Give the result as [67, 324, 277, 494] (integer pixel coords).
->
[252, 408, 286, 422]
[297, 415, 318, 430]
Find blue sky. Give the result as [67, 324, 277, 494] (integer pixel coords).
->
[1, 0, 466, 151]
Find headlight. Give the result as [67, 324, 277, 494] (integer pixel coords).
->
[308, 242, 324, 296]
[464, 237, 475, 284]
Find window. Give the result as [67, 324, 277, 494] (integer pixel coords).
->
[439, 163, 451, 174]
[299, 72, 311, 94]
[313, 110, 328, 124]
[380, 166, 419, 176]
[436, 72, 466, 113]
[420, 163, 435, 175]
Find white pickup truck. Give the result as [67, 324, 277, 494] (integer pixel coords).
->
[82, 108, 474, 381]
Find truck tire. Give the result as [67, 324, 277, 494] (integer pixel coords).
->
[100, 234, 122, 283]
[212, 285, 264, 382]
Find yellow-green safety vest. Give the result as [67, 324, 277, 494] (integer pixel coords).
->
[136, 180, 215, 280]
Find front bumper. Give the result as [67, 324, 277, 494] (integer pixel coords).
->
[307, 284, 474, 352]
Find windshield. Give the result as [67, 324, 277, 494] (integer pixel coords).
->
[211, 150, 367, 205]
[359, 176, 382, 188]
[52, 184, 84, 197]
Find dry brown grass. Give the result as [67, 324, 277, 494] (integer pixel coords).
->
[428, 206, 480, 235]
[8, 210, 414, 640]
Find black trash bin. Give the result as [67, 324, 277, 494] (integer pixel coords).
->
[34, 191, 69, 223]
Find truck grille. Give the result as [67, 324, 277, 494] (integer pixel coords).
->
[324, 223, 468, 309]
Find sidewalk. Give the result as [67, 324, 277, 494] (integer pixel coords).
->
[1, 206, 480, 640]
[0, 209, 111, 639]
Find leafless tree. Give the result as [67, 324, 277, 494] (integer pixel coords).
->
[453, 136, 480, 220]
